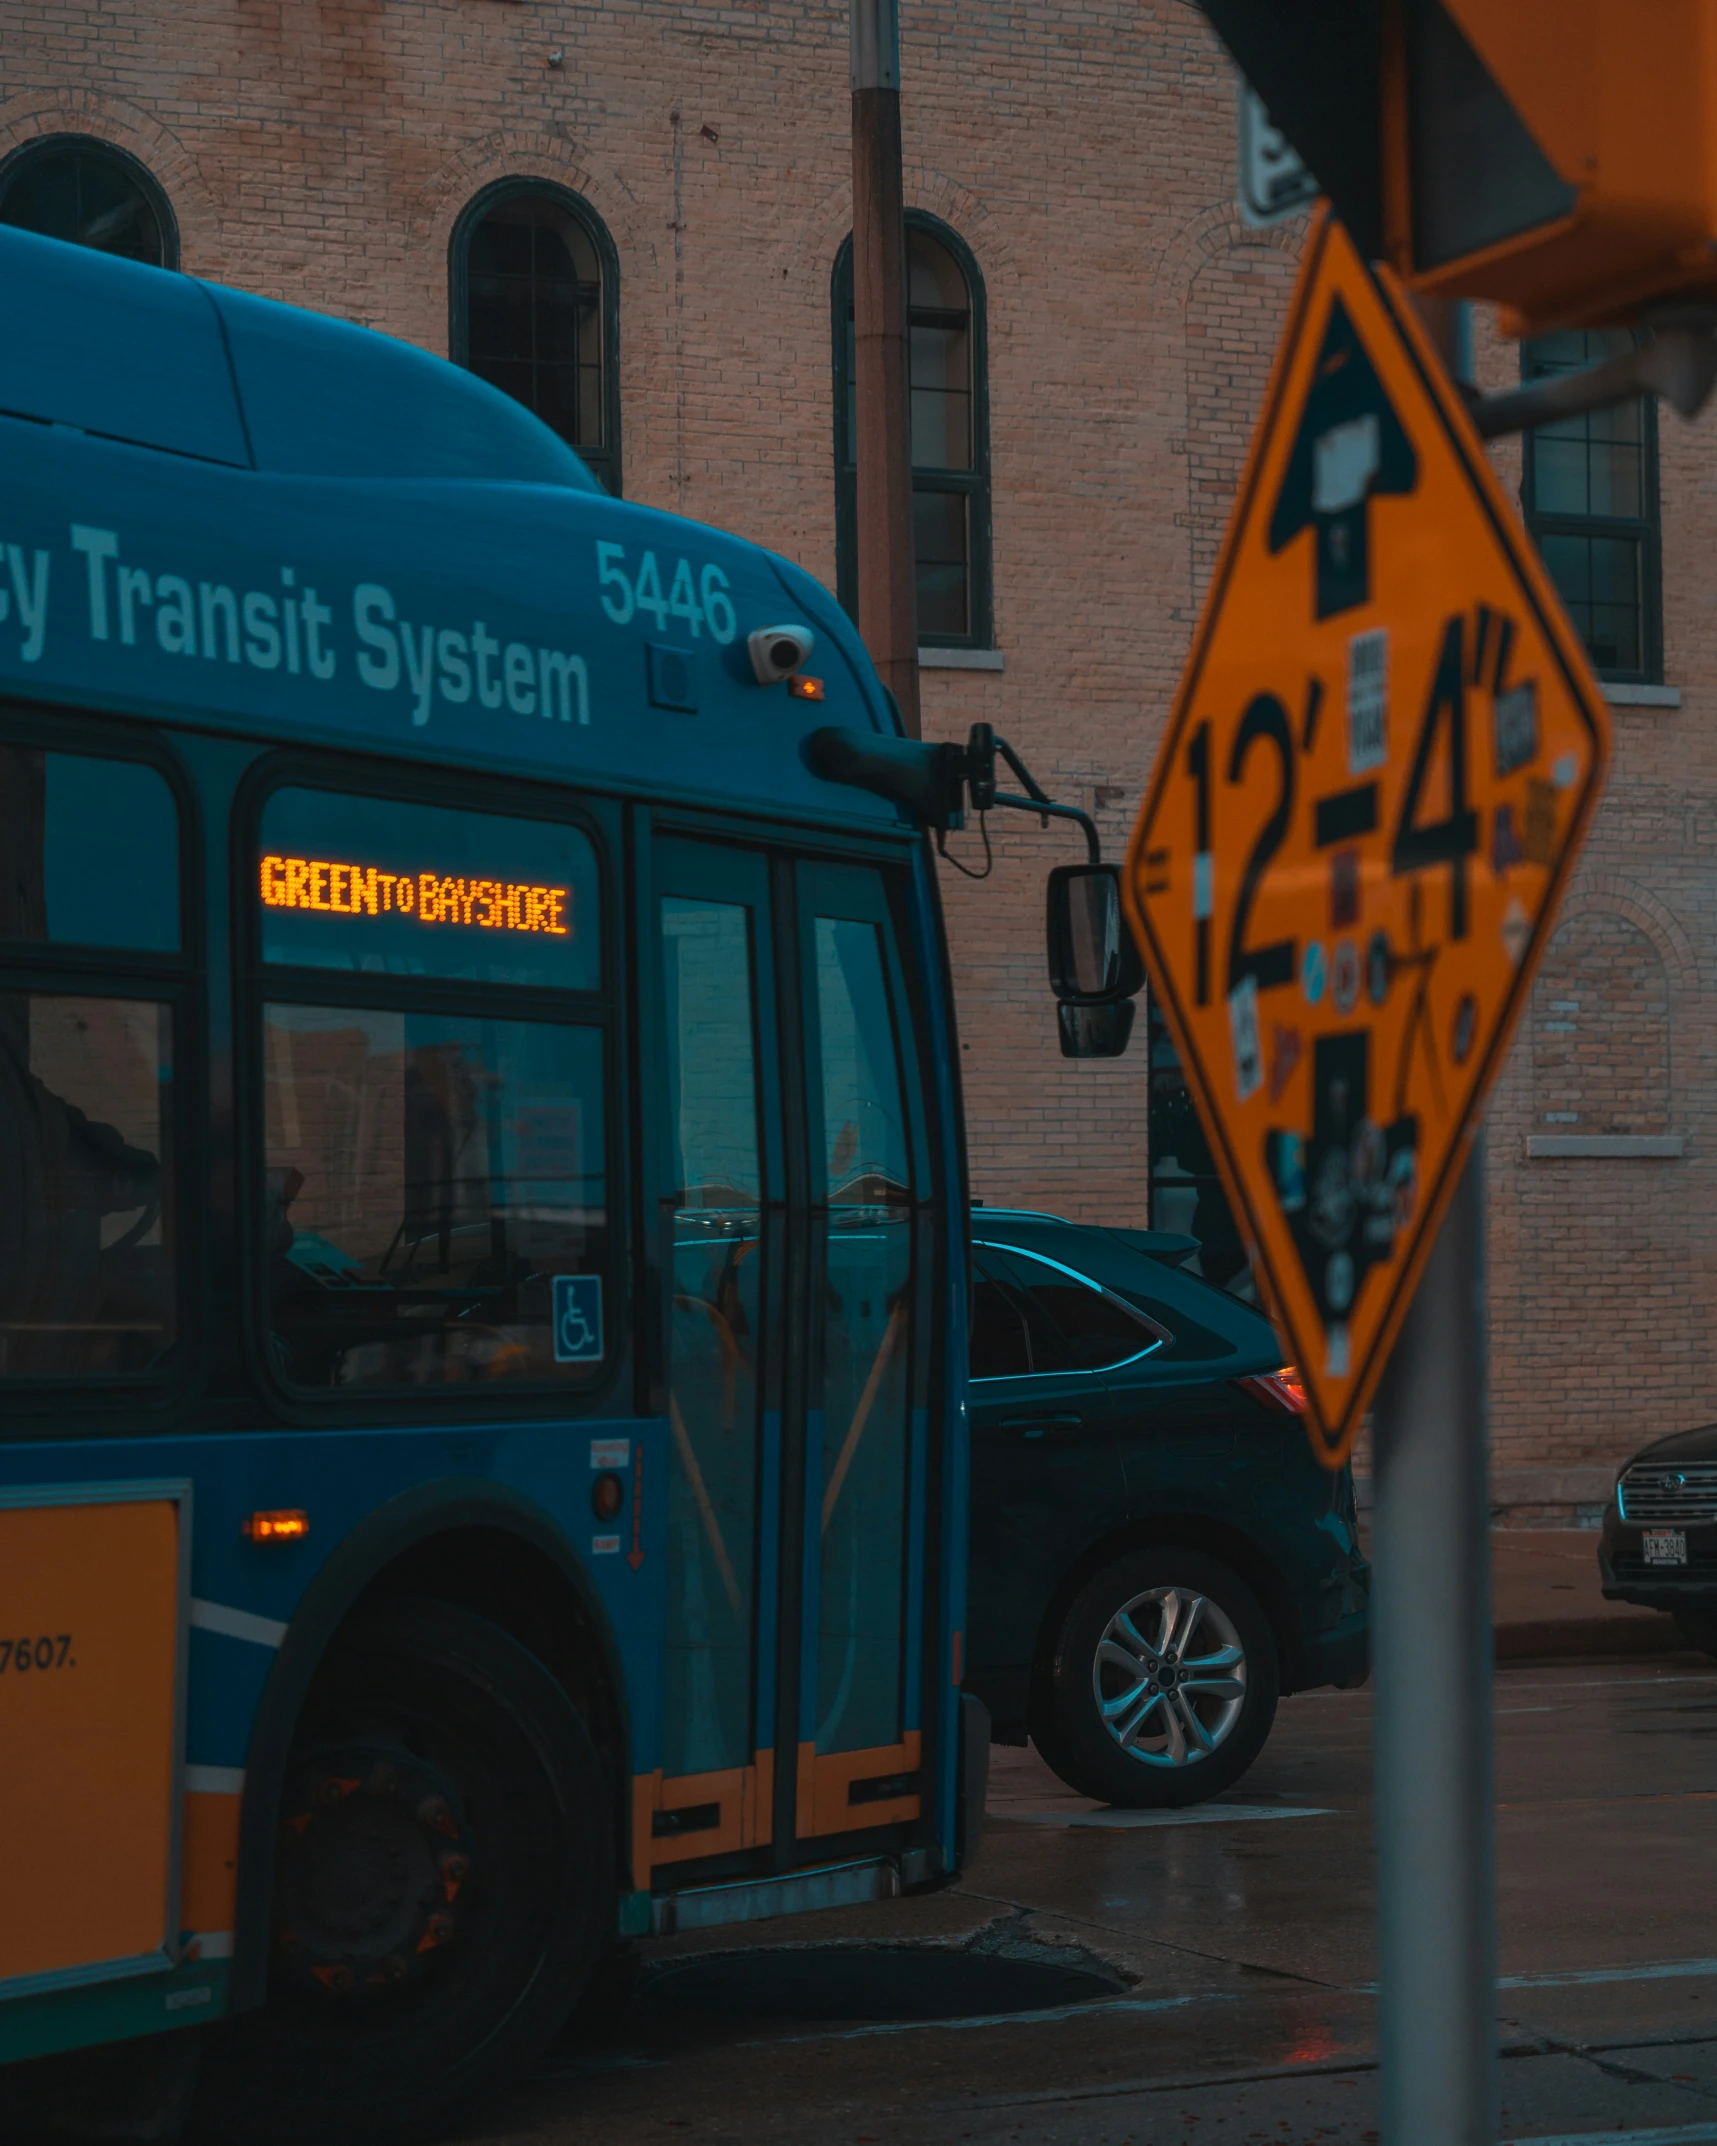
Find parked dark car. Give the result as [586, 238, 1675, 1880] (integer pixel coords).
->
[1600, 1426, 1717, 1654]
[963, 1209, 1371, 1807]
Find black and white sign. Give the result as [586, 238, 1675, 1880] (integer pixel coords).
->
[1238, 87, 1320, 229]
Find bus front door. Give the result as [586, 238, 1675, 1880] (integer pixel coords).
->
[647, 840, 932, 1888]
[793, 862, 930, 1846]
[649, 839, 785, 1877]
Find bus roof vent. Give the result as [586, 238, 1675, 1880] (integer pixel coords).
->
[205, 283, 602, 491]
[0, 227, 250, 466]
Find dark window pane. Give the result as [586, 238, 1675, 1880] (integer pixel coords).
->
[907, 231, 972, 471]
[908, 230, 967, 313]
[1524, 329, 1652, 676]
[264, 1006, 605, 1389]
[1538, 532, 1591, 604]
[913, 489, 969, 637]
[970, 1274, 1031, 1379]
[464, 196, 604, 450]
[1001, 1248, 1163, 1371]
[813, 917, 913, 1204]
[0, 994, 175, 1376]
[811, 905, 913, 1757]
[1530, 435, 1590, 516]
[661, 897, 763, 1776]
[910, 330, 971, 468]
[258, 789, 601, 991]
[1540, 533, 1642, 674]
[0, 147, 165, 265]
[1528, 327, 1633, 375]
[0, 749, 179, 951]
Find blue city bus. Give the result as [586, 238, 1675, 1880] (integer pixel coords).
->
[0, 225, 1046, 2139]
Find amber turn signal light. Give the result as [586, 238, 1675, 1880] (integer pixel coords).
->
[244, 1509, 309, 1542]
[591, 1472, 625, 1524]
[787, 674, 825, 701]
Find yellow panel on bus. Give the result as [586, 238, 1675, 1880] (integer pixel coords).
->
[0, 1497, 182, 1986]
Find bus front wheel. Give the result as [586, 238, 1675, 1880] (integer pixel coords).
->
[194, 1598, 614, 2146]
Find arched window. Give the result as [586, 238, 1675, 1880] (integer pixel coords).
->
[0, 136, 177, 268]
[833, 216, 992, 650]
[1532, 911, 1671, 1138]
[1521, 329, 1661, 683]
[450, 182, 621, 496]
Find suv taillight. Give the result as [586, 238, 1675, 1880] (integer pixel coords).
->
[1235, 1366, 1307, 1416]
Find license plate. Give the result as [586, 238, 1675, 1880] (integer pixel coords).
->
[1643, 1529, 1688, 1567]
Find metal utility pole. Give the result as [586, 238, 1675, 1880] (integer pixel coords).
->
[849, 0, 919, 736]
[1370, 284, 1497, 2146]
[1371, 1140, 1496, 2145]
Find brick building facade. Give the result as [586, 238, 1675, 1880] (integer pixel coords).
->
[4, 0, 1711, 1512]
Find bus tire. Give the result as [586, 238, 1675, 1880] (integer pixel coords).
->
[1033, 1548, 1279, 1809]
[193, 1598, 613, 2146]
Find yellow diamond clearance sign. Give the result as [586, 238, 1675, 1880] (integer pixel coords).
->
[1124, 210, 1611, 1466]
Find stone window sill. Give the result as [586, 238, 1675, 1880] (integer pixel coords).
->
[1601, 682, 1681, 707]
[919, 647, 1004, 671]
[1526, 1133, 1684, 1159]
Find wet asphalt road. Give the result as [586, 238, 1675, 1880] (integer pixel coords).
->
[465, 1658, 1717, 2145]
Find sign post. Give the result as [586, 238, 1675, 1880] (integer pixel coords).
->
[1368, 289, 1498, 2146]
[1124, 208, 1612, 2144]
[1372, 1138, 1496, 2144]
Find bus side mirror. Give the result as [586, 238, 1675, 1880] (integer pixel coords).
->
[1058, 1000, 1136, 1059]
[1046, 864, 1145, 1004]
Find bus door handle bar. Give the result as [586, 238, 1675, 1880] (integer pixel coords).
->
[999, 1412, 1082, 1436]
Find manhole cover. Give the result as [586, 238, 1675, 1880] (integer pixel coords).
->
[648, 1941, 1123, 2023]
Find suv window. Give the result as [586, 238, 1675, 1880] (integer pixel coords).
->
[982, 1241, 1167, 1372]
[970, 1252, 1032, 1379]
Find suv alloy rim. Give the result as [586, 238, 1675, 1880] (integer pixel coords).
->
[1091, 1586, 1248, 1766]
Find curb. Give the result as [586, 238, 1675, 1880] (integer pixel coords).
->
[1495, 1612, 1682, 1663]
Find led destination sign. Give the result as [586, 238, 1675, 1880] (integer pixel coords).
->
[257, 788, 600, 989]
[260, 854, 571, 937]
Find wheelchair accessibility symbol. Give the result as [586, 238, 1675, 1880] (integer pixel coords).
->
[552, 1274, 604, 1363]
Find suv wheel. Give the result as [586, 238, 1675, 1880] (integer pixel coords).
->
[1034, 1548, 1279, 1808]
[1673, 1604, 1717, 1658]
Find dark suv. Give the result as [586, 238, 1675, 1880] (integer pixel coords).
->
[964, 1210, 1371, 1807]
[1600, 1426, 1717, 1654]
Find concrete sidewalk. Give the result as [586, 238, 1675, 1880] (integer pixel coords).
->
[1489, 1528, 1684, 1662]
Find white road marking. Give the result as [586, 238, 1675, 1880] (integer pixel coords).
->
[743, 1990, 1236, 2047]
[1352, 1956, 1717, 1996]
[1510, 2126, 1717, 2146]
[1298, 1672, 1717, 1700]
[1499, 1957, 1717, 1990]
[1009, 1802, 1333, 1829]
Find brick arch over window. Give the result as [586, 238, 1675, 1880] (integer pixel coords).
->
[1183, 235, 1300, 606]
[0, 94, 215, 265]
[1530, 910, 1671, 1137]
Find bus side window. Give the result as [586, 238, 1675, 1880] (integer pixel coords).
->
[254, 784, 612, 1395]
[0, 742, 183, 1384]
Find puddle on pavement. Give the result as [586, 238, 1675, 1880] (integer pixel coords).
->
[645, 1935, 1126, 2023]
